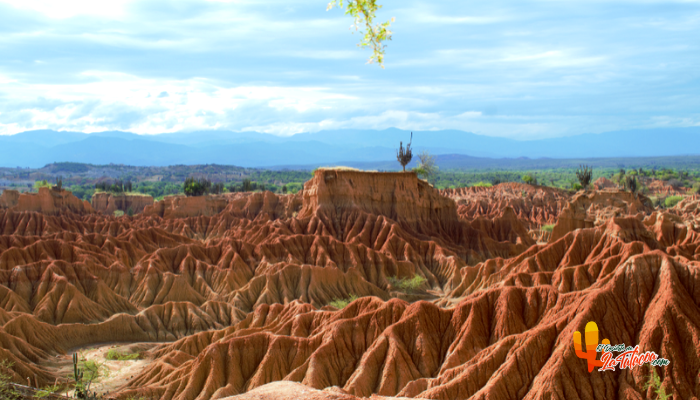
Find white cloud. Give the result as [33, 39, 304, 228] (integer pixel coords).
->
[0, 0, 698, 140]
[0, 0, 134, 18]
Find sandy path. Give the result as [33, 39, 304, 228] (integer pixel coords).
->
[41, 342, 164, 397]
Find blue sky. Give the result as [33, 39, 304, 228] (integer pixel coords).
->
[0, 0, 698, 139]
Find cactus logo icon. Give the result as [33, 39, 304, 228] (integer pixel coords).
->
[573, 321, 610, 372]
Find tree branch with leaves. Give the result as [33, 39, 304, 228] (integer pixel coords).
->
[414, 150, 438, 184]
[327, 0, 395, 68]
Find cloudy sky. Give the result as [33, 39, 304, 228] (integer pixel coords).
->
[0, 0, 698, 139]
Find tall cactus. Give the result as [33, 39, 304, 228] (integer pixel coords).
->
[396, 132, 413, 171]
[71, 353, 103, 399]
[576, 164, 592, 189]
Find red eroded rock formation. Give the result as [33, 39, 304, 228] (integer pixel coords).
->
[593, 176, 617, 190]
[0, 189, 20, 208]
[116, 249, 699, 400]
[646, 179, 688, 196]
[550, 190, 654, 242]
[0, 171, 696, 400]
[0, 187, 93, 215]
[92, 192, 154, 215]
[441, 182, 569, 229]
[143, 194, 231, 219]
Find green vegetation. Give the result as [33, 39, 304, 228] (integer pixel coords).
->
[95, 179, 132, 193]
[70, 353, 109, 400]
[228, 178, 267, 193]
[0, 359, 21, 400]
[522, 174, 537, 185]
[33, 180, 51, 191]
[576, 164, 593, 189]
[315, 166, 362, 171]
[68, 185, 95, 201]
[414, 150, 438, 184]
[644, 368, 671, 400]
[51, 162, 89, 173]
[471, 181, 492, 187]
[387, 274, 427, 294]
[624, 175, 638, 193]
[105, 349, 140, 361]
[33, 384, 61, 398]
[541, 224, 555, 232]
[327, 0, 395, 67]
[664, 195, 684, 208]
[113, 210, 125, 217]
[329, 294, 359, 309]
[9, 163, 700, 204]
[183, 177, 212, 196]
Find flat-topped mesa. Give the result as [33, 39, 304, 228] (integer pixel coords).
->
[91, 192, 154, 215]
[0, 187, 93, 215]
[142, 194, 229, 218]
[299, 169, 459, 232]
[141, 191, 301, 220]
[0, 189, 20, 208]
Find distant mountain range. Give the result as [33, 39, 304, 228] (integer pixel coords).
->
[0, 127, 698, 168]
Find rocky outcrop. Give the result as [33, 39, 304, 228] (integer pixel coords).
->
[143, 194, 230, 218]
[647, 179, 688, 196]
[0, 173, 696, 400]
[91, 192, 154, 215]
[116, 248, 699, 400]
[550, 190, 653, 242]
[301, 169, 459, 233]
[0, 189, 20, 208]
[593, 176, 616, 190]
[441, 182, 569, 229]
[0, 187, 92, 215]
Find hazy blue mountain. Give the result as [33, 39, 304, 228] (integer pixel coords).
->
[0, 127, 698, 168]
[2, 130, 87, 146]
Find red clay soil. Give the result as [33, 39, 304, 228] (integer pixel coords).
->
[593, 177, 617, 190]
[0, 170, 697, 400]
[91, 192, 154, 215]
[441, 183, 569, 229]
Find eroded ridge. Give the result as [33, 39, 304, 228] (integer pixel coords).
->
[0, 171, 696, 400]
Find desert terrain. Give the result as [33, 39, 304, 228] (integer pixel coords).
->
[0, 169, 698, 400]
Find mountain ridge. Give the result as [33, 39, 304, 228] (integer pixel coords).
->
[1, 127, 698, 168]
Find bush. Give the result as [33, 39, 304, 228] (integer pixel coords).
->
[33, 384, 61, 398]
[541, 224, 555, 232]
[211, 182, 224, 195]
[0, 359, 21, 400]
[644, 368, 671, 400]
[95, 180, 132, 193]
[70, 353, 109, 399]
[33, 180, 51, 191]
[113, 210, 125, 217]
[572, 182, 583, 190]
[105, 349, 140, 361]
[329, 294, 358, 309]
[183, 177, 211, 196]
[664, 196, 684, 208]
[522, 174, 537, 185]
[387, 274, 427, 293]
[471, 181, 492, 187]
